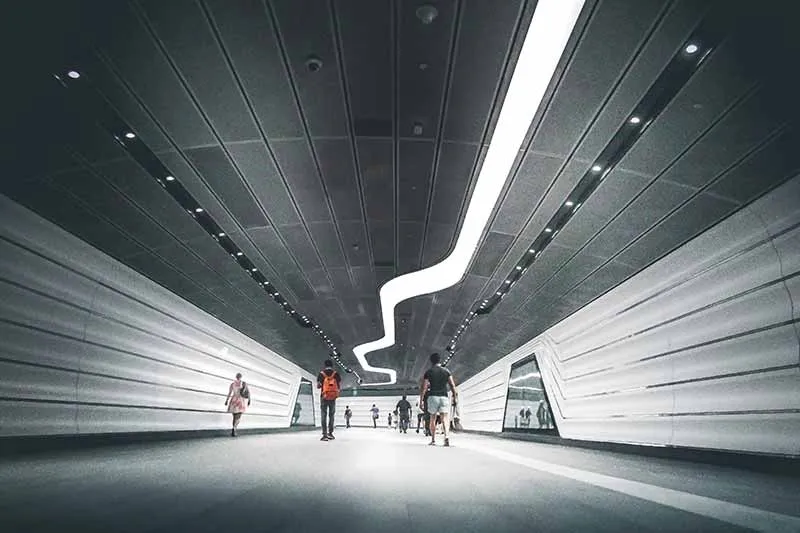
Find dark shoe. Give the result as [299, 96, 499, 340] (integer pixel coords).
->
[231, 429, 236, 437]
[428, 440, 436, 446]
[328, 434, 335, 440]
[416, 429, 419, 433]
[444, 438, 450, 447]
[321, 435, 329, 441]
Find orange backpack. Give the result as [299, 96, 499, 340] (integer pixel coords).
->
[321, 372, 339, 400]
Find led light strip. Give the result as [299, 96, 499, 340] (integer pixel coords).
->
[352, 0, 586, 384]
[52, 68, 360, 380]
[443, 14, 725, 364]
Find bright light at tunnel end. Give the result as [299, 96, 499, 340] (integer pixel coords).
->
[352, 0, 586, 385]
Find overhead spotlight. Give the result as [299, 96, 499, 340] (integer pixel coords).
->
[515, 265, 523, 270]
[504, 280, 511, 284]
[629, 116, 641, 124]
[165, 175, 175, 181]
[565, 200, 574, 207]
[124, 132, 136, 139]
[544, 227, 553, 233]
[67, 70, 81, 79]
[495, 291, 502, 296]
[194, 207, 204, 213]
[591, 164, 602, 173]
[528, 248, 536, 254]
[236, 252, 243, 257]
[250, 268, 257, 272]
[685, 43, 699, 54]
[218, 232, 225, 237]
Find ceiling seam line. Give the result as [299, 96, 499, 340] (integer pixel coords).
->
[391, 0, 400, 290]
[509, 81, 764, 315]
[262, 0, 361, 297]
[454, 0, 681, 339]
[94, 47, 303, 304]
[424, 0, 538, 351]
[198, 0, 347, 342]
[414, 0, 464, 270]
[328, 0, 379, 278]
[126, 1, 330, 309]
[63, 148, 291, 326]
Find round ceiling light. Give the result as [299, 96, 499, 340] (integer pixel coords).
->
[305, 55, 323, 73]
[685, 43, 699, 54]
[416, 4, 439, 24]
[67, 70, 81, 79]
[124, 132, 136, 139]
[165, 175, 175, 181]
[591, 164, 603, 172]
[629, 116, 641, 124]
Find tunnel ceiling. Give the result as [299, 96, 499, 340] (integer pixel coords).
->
[2, 0, 798, 386]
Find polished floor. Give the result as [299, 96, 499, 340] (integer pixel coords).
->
[1, 428, 798, 533]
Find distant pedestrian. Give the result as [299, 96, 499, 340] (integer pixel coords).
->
[387, 411, 393, 428]
[370, 404, 380, 428]
[225, 372, 250, 437]
[420, 353, 457, 447]
[317, 359, 341, 441]
[536, 400, 548, 429]
[344, 406, 353, 428]
[396, 395, 412, 433]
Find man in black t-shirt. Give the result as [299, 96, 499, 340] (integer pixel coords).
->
[419, 353, 457, 447]
[395, 395, 412, 433]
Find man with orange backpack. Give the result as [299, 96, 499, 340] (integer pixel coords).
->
[317, 359, 341, 441]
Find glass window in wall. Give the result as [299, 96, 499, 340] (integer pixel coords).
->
[291, 379, 315, 427]
[502, 355, 557, 434]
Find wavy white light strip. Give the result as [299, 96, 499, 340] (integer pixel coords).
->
[353, 0, 586, 385]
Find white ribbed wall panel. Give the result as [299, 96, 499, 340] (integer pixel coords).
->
[0, 194, 316, 437]
[459, 176, 800, 456]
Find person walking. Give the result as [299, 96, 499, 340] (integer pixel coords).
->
[419, 353, 457, 447]
[370, 404, 379, 428]
[225, 372, 250, 437]
[396, 395, 412, 434]
[344, 406, 352, 428]
[317, 359, 341, 441]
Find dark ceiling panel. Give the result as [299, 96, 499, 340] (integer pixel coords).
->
[707, 129, 800, 205]
[279, 224, 324, 272]
[138, 0, 260, 143]
[492, 152, 564, 235]
[271, 139, 331, 223]
[339, 221, 370, 267]
[226, 141, 302, 227]
[422, 222, 455, 268]
[398, 221, 424, 275]
[315, 138, 363, 222]
[327, 267, 353, 295]
[205, 0, 305, 140]
[442, 0, 523, 143]
[397, 0, 457, 140]
[398, 140, 435, 222]
[184, 146, 269, 229]
[334, 0, 392, 125]
[429, 142, 479, 226]
[358, 138, 394, 222]
[247, 226, 302, 282]
[661, 87, 785, 190]
[308, 221, 347, 268]
[99, 1, 216, 149]
[351, 266, 376, 296]
[369, 221, 394, 267]
[270, 0, 348, 139]
[529, 0, 667, 158]
[470, 232, 515, 278]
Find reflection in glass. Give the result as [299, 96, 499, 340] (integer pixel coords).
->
[291, 379, 315, 427]
[502, 355, 557, 434]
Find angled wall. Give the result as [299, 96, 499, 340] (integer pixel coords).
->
[459, 176, 800, 456]
[0, 194, 317, 437]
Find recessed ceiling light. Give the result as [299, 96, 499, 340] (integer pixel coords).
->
[195, 208, 204, 213]
[236, 252, 243, 256]
[685, 43, 699, 54]
[165, 175, 175, 181]
[528, 248, 535, 254]
[544, 227, 553, 233]
[251, 268, 257, 272]
[504, 280, 511, 284]
[565, 200, 574, 207]
[124, 132, 136, 139]
[495, 291, 502, 296]
[629, 116, 641, 124]
[591, 164, 602, 172]
[67, 70, 81, 79]
[351, 0, 586, 385]
[515, 265, 523, 270]
[218, 232, 225, 237]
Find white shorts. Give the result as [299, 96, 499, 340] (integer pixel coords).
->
[427, 395, 450, 414]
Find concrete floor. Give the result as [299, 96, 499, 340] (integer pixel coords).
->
[1, 428, 798, 533]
